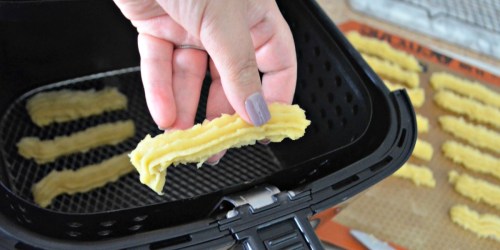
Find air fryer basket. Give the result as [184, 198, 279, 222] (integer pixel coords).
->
[0, 0, 416, 249]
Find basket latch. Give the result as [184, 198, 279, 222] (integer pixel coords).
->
[223, 185, 280, 218]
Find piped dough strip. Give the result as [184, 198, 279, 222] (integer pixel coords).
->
[32, 153, 134, 208]
[434, 90, 500, 129]
[439, 116, 500, 154]
[450, 205, 500, 241]
[392, 163, 436, 188]
[442, 141, 500, 181]
[26, 88, 128, 127]
[431, 72, 500, 108]
[413, 139, 433, 161]
[384, 80, 425, 108]
[416, 114, 429, 134]
[130, 103, 311, 195]
[362, 54, 420, 88]
[346, 31, 422, 72]
[17, 120, 135, 164]
[449, 171, 500, 210]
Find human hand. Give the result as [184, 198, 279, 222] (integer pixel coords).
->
[114, 0, 297, 164]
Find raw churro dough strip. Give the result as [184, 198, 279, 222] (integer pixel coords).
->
[392, 163, 436, 188]
[450, 205, 500, 241]
[434, 90, 500, 129]
[362, 53, 419, 88]
[413, 138, 433, 161]
[130, 103, 311, 195]
[449, 171, 500, 209]
[18, 120, 135, 164]
[416, 114, 429, 134]
[32, 153, 134, 208]
[346, 31, 422, 72]
[384, 80, 425, 108]
[443, 141, 500, 181]
[439, 116, 500, 154]
[431, 72, 500, 108]
[27, 88, 128, 127]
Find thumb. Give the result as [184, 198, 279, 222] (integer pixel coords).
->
[199, 2, 270, 126]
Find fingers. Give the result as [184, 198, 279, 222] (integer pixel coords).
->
[114, 0, 165, 20]
[204, 60, 234, 165]
[251, 2, 297, 105]
[205, 150, 227, 166]
[206, 60, 235, 120]
[170, 48, 208, 130]
[138, 34, 176, 129]
[199, 1, 270, 126]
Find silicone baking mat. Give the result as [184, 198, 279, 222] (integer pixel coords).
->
[331, 21, 500, 250]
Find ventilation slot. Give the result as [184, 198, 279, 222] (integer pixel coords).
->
[331, 175, 359, 190]
[398, 129, 407, 148]
[370, 156, 393, 172]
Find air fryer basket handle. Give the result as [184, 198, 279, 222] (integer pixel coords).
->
[232, 209, 322, 250]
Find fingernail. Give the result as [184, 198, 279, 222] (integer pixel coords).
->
[205, 159, 220, 166]
[245, 93, 270, 126]
[258, 139, 271, 145]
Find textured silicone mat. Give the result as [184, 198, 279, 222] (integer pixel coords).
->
[332, 21, 500, 250]
[348, 0, 500, 60]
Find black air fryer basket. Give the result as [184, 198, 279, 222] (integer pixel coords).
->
[0, 0, 416, 249]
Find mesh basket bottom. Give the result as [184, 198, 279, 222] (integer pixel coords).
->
[0, 68, 283, 214]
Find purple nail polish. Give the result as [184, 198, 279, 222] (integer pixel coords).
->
[245, 93, 271, 126]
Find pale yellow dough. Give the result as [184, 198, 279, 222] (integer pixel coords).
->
[450, 204, 500, 241]
[442, 141, 500, 181]
[130, 103, 311, 195]
[449, 171, 500, 209]
[416, 114, 429, 134]
[32, 153, 134, 208]
[431, 72, 500, 108]
[27, 88, 128, 127]
[18, 120, 135, 164]
[362, 54, 420, 88]
[439, 116, 499, 154]
[413, 139, 433, 161]
[392, 163, 435, 188]
[384, 80, 425, 108]
[434, 90, 500, 129]
[346, 31, 422, 72]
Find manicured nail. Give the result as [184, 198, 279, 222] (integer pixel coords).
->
[245, 93, 270, 126]
[258, 139, 271, 145]
[205, 159, 220, 166]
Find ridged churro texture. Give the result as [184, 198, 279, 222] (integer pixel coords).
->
[434, 90, 500, 129]
[17, 120, 135, 164]
[431, 72, 500, 108]
[439, 116, 499, 154]
[442, 141, 500, 181]
[32, 153, 134, 208]
[26, 88, 127, 127]
[130, 103, 311, 194]
[450, 205, 500, 241]
[413, 139, 433, 161]
[362, 54, 419, 88]
[392, 163, 435, 188]
[416, 114, 429, 134]
[346, 31, 422, 72]
[449, 171, 500, 210]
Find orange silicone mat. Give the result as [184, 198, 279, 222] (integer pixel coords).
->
[328, 21, 500, 250]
